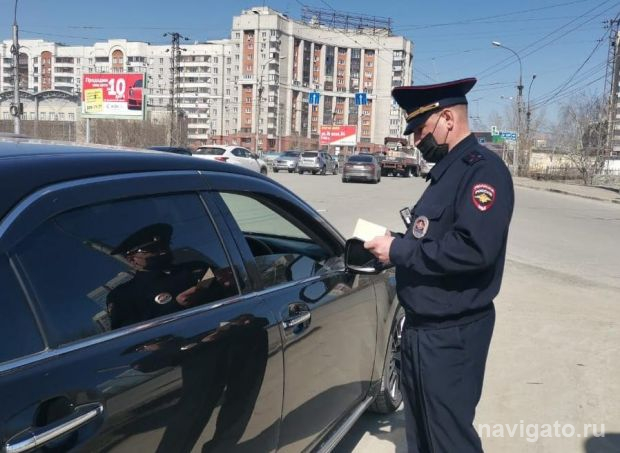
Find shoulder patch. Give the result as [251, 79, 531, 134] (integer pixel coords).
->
[463, 150, 485, 166]
[472, 183, 496, 211]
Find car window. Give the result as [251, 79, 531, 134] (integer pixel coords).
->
[301, 152, 318, 158]
[232, 148, 247, 157]
[348, 155, 373, 163]
[195, 147, 225, 155]
[0, 255, 44, 363]
[282, 151, 299, 157]
[12, 193, 239, 346]
[218, 193, 342, 288]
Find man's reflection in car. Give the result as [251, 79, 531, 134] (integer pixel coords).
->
[106, 223, 235, 329]
[127, 314, 269, 453]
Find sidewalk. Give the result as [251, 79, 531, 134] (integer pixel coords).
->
[513, 177, 620, 204]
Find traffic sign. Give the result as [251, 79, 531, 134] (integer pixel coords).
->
[308, 92, 320, 105]
[491, 125, 499, 136]
[355, 92, 368, 105]
[499, 131, 517, 141]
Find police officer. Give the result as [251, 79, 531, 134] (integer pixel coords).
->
[107, 223, 232, 329]
[365, 78, 514, 453]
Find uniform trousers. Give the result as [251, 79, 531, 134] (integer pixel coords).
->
[401, 307, 495, 453]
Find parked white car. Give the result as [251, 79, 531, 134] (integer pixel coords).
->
[194, 145, 268, 175]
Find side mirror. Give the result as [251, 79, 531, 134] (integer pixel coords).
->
[344, 238, 391, 274]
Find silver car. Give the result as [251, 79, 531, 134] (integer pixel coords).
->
[297, 151, 339, 175]
[342, 154, 381, 184]
[273, 151, 301, 173]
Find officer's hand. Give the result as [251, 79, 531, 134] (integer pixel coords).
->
[364, 235, 394, 264]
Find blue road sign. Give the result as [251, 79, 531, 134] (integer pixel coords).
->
[355, 92, 368, 105]
[308, 92, 320, 105]
[499, 131, 517, 141]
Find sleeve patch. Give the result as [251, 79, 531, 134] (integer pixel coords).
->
[472, 183, 496, 211]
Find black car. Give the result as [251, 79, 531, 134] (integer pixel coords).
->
[148, 145, 193, 156]
[0, 140, 403, 453]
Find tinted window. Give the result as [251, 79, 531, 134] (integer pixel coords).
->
[348, 155, 373, 163]
[219, 193, 342, 288]
[14, 193, 238, 346]
[282, 151, 299, 157]
[0, 256, 44, 363]
[301, 152, 318, 158]
[195, 147, 225, 155]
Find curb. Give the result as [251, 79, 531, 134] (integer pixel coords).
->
[514, 183, 620, 204]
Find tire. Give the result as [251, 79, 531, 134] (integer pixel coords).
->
[312, 170, 317, 175]
[288, 169, 294, 173]
[273, 168, 279, 173]
[342, 177, 348, 183]
[369, 306, 405, 414]
[299, 170, 304, 175]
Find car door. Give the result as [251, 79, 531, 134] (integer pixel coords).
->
[231, 148, 253, 171]
[0, 172, 283, 453]
[205, 174, 379, 453]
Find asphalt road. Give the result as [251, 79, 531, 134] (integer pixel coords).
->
[268, 170, 620, 453]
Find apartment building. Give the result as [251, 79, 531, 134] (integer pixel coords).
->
[229, 6, 414, 152]
[1, 6, 414, 150]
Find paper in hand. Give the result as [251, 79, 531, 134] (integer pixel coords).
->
[352, 218, 388, 242]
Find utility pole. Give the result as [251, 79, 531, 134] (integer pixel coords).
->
[164, 32, 188, 146]
[10, 0, 22, 134]
[603, 19, 620, 157]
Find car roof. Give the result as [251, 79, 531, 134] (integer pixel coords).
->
[0, 139, 263, 220]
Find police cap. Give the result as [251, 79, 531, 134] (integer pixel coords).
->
[111, 223, 173, 255]
[392, 77, 477, 136]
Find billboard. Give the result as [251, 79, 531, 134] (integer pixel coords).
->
[82, 73, 144, 119]
[320, 125, 357, 146]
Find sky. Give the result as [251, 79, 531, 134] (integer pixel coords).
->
[2, 0, 617, 131]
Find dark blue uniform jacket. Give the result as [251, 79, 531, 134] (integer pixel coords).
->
[389, 134, 514, 323]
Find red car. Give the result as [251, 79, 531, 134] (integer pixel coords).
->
[128, 78, 143, 110]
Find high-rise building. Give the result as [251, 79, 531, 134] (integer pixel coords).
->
[0, 6, 414, 150]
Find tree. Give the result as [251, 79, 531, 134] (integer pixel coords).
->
[553, 94, 607, 185]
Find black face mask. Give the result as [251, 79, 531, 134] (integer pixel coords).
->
[417, 113, 449, 164]
[417, 132, 449, 163]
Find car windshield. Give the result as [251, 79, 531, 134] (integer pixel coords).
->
[195, 147, 225, 155]
[301, 152, 318, 158]
[348, 155, 373, 163]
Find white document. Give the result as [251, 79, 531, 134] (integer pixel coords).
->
[352, 218, 388, 242]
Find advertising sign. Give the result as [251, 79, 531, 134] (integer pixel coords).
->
[320, 125, 357, 146]
[82, 73, 144, 119]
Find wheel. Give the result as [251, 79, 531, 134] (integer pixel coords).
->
[342, 177, 348, 183]
[288, 169, 294, 173]
[312, 170, 317, 175]
[273, 168, 279, 173]
[369, 306, 405, 413]
[260, 167, 268, 176]
[299, 170, 304, 175]
[245, 236, 273, 256]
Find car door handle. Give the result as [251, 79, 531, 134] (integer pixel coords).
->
[282, 312, 311, 330]
[5, 403, 104, 453]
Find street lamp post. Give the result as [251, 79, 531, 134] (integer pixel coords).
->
[492, 41, 523, 176]
[11, 0, 21, 134]
[525, 74, 537, 173]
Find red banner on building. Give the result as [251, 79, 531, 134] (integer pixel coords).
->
[82, 73, 144, 118]
[320, 125, 357, 146]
